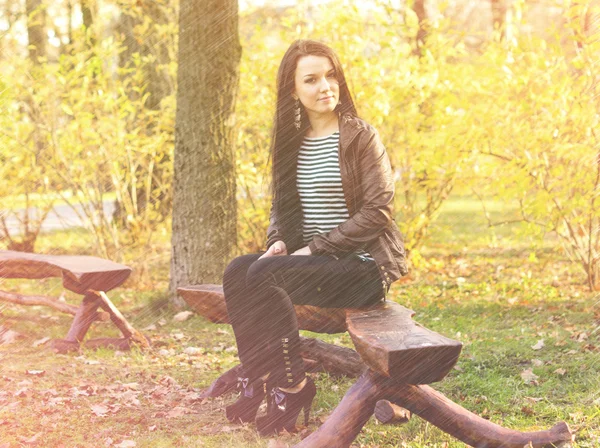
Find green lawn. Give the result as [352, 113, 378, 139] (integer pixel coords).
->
[1, 196, 598, 447]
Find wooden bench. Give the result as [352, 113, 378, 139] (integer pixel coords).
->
[0, 250, 149, 353]
[178, 284, 574, 448]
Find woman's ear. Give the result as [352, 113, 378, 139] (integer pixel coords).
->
[291, 91, 298, 101]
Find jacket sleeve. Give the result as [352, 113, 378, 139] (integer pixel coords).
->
[266, 199, 285, 250]
[308, 129, 395, 254]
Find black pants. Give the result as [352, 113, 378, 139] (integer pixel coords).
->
[222, 253, 384, 387]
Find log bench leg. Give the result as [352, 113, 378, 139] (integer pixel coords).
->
[294, 370, 574, 448]
[51, 292, 103, 354]
[386, 382, 573, 448]
[51, 291, 149, 354]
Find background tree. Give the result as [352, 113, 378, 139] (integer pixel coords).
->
[25, 0, 45, 64]
[169, 0, 242, 303]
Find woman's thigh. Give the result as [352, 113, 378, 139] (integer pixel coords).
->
[247, 254, 384, 308]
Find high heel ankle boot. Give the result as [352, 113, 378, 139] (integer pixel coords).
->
[256, 377, 317, 436]
[225, 376, 265, 424]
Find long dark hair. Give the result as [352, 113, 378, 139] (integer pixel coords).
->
[270, 40, 358, 199]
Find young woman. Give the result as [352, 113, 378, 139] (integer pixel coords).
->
[222, 39, 408, 436]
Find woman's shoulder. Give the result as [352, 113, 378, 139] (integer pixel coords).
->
[341, 114, 379, 136]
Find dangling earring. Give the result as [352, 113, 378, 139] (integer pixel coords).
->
[294, 99, 301, 130]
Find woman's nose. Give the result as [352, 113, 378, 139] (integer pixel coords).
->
[319, 77, 330, 91]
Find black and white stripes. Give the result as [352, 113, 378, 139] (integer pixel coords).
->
[296, 132, 371, 259]
[297, 132, 347, 243]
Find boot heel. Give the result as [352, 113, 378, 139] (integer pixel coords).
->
[303, 403, 311, 425]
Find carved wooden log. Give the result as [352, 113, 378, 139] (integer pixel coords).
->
[177, 284, 347, 333]
[386, 383, 573, 448]
[65, 293, 103, 342]
[374, 400, 411, 425]
[299, 337, 365, 378]
[51, 293, 119, 354]
[94, 291, 150, 349]
[294, 370, 385, 448]
[0, 289, 79, 315]
[346, 301, 462, 383]
[0, 250, 131, 295]
[52, 293, 104, 354]
[294, 371, 573, 448]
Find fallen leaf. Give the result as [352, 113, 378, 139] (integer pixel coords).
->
[0, 326, 23, 345]
[184, 347, 201, 355]
[32, 337, 51, 347]
[19, 432, 42, 445]
[172, 333, 185, 340]
[521, 406, 534, 416]
[26, 370, 46, 377]
[531, 359, 544, 367]
[114, 441, 136, 448]
[173, 311, 194, 322]
[575, 332, 589, 342]
[267, 439, 290, 448]
[148, 425, 157, 432]
[14, 388, 29, 397]
[91, 405, 109, 417]
[531, 339, 545, 351]
[166, 407, 187, 418]
[158, 318, 167, 326]
[159, 375, 179, 387]
[554, 368, 567, 376]
[520, 369, 539, 385]
[84, 359, 101, 365]
[143, 324, 157, 331]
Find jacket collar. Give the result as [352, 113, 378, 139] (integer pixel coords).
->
[338, 113, 364, 152]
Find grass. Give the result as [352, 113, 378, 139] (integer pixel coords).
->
[1, 196, 599, 447]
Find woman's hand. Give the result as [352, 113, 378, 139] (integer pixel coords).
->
[258, 240, 288, 259]
[291, 245, 312, 256]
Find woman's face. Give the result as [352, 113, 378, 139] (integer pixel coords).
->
[292, 55, 340, 119]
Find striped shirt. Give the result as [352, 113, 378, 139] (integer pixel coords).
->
[297, 132, 371, 259]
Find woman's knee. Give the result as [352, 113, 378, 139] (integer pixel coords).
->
[223, 254, 262, 287]
[245, 257, 281, 290]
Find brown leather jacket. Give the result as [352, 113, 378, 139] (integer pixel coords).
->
[266, 114, 408, 288]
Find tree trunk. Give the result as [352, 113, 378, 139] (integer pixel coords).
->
[169, 0, 241, 304]
[80, 0, 96, 45]
[113, 2, 175, 227]
[26, 0, 46, 64]
[412, 0, 427, 55]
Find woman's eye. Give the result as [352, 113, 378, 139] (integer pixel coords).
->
[328, 73, 337, 79]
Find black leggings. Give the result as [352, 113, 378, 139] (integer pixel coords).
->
[222, 253, 384, 387]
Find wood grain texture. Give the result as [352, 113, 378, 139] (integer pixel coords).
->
[387, 383, 573, 448]
[294, 370, 385, 448]
[374, 399, 411, 424]
[177, 284, 348, 333]
[0, 250, 131, 294]
[346, 301, 462, 382]
[294, 371, 573, 448]
[0, 289, 79, 315]
[95, 291, 150, 349]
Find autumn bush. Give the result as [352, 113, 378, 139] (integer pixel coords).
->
[1, 1, 598, 289]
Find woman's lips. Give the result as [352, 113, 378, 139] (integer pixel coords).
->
[319, 96, 334, 102]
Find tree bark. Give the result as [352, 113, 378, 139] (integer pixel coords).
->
[113, 1, 175, 226]
[170, 0, 241, 304]
[25, 0, 46, 64]
[413, 0, 427, 55]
